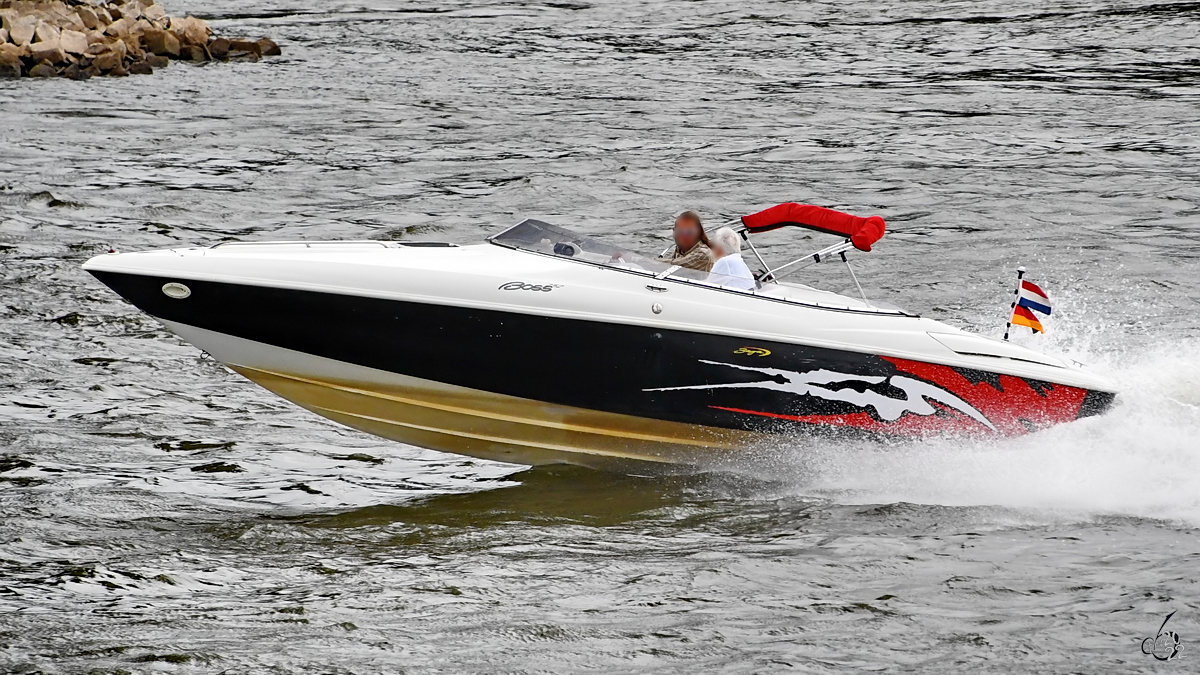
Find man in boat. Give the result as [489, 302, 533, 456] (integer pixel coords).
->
[658, 210, 716, 273]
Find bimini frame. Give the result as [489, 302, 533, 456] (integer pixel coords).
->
[733, 203, 888, 305]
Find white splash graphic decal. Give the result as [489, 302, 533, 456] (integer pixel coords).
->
[645, 360, 997, 431]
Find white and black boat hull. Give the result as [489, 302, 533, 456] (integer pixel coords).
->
[85, 254, 1115, 470]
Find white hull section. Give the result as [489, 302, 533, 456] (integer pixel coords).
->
[88, 242, 1114, 393]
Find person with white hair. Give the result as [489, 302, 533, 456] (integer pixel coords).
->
[706, 226, 756, 290]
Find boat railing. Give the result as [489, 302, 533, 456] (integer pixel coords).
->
[208, 240, 458, 249]
[210, 240, 393, 249]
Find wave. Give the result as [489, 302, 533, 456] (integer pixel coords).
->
[758, 329, 1200, 526]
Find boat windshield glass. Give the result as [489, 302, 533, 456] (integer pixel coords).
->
[489, 219, 710, 282]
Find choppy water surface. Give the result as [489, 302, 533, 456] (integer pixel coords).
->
[3, 0, 1200, 671]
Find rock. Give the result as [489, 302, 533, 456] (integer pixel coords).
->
[9, 21, 34, 46]
[207, 37, 229, 59]
[76, 6, 101, 31]
[62, 62, 89, 79]
[61, 29, 88, 55]
[61, 11, 87, 33]
[255, 37, 281, 57]
[168, 16, 209, 47]
[34, 20, 59, 44]
[0, 45, 21, 76]
[93, 48, 120, 70]
[0, 1, 277, 78]
[142, 3, 165, 21]
[139, 26, 161, 44]
[29, 38, 65, 65]
[122, 36, 143, 60]
[228, 49, 259, 62]
[104, 16, 129, 38]
[89, 39, 127, 63]
[143, 28, 178, 57]
[28, 60, 56, 77]
[228, 39, 261, 56]
[0, 41, 26, 61]
[0, 42, 24, 60]
[182, 44, 206, 62]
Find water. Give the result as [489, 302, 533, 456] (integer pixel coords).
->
[2, 0, 1199, 671]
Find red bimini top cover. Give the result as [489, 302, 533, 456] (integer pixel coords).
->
[740, 203, 887, 252]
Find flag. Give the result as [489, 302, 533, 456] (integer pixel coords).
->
[1017, 280, 1052, 315]
[1011, 305, 1045, 333]
[1011, 279, 1051, 333]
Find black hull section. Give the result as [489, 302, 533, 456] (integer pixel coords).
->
[89, 271, 1111, 437]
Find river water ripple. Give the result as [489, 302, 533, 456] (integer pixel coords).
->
[2, 0, 1199, 672]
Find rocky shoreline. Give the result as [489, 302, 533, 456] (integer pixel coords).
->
[0, 0, 279, 79]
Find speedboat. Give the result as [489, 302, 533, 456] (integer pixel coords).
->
[83, 203, 1117, 470]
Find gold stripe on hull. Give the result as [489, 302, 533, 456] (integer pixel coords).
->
[229, 365, 767, 470]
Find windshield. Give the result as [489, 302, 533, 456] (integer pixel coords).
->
[487, 218, 912, 314]
[488, 219, 711, 282]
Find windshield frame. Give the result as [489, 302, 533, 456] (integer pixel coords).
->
[487, 218, 710, 280]
[487, 218, 915, 316]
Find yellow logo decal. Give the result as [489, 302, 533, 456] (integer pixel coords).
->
[734, 347, 771, 357]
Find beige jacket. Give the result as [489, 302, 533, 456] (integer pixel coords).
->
[658, 242, 716, 273]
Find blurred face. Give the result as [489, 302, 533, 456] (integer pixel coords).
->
[673, 217, 701, 250]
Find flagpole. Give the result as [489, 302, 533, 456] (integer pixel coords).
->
[1003, 267, 1026, 342]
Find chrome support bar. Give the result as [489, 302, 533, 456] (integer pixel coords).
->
[841, 251, 871, 306]
[739, 229, 775, 284]
[762, 239, 856, 282]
